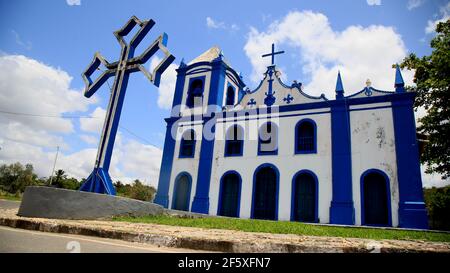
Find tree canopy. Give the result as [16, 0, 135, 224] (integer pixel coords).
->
[400, 19, 450, 180]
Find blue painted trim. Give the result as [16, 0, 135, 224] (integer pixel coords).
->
[360, 169, 392, 227]
[184, 92, 416, 123]
[171, 71, 186, 115]
[171, 172, 193, 211]
[290, 170, 319, 223]
[258, 121, 278, 156]
[329, 99, 355, 225]
[392, 95, 429, 229]
[294, 118, 317, 154]
[191, 115, 217, 214]
[154, 118, 178, 208]
[178, 129, 196, 158]
[224, 124, 244, 157]
[251, 163, 280, 220]
[349, 105, 392, 112]
[217, 170, 242, 217]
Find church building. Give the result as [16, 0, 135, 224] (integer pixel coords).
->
[154, 45, 429, 229]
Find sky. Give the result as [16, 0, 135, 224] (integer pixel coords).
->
[0, 0, 449, 188]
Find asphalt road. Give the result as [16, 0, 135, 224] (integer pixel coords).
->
[0, 225, 205, 253]
[0, 199, 206, 253]
[0, 199, 20, 209]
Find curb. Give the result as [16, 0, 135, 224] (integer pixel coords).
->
[1, 215, 449, 253]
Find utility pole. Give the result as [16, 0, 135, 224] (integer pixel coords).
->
[49, 146, 59, 186]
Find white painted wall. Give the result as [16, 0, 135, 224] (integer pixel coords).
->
[349, 104, 399, 227]
[209, 109, 333, 223]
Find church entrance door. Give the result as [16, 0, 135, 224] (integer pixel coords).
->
[253, 166, 277, 220]
[363, 172, 389, 225]
[293, 172, 316, 222]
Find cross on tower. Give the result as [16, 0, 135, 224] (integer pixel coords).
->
[262, 43, 285, 65]
[79, 16, 175, 195]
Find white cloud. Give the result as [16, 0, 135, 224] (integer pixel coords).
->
[0, 54, 97, 151]
[0, 54, 163, 188]
[149, 56, 177, 109]
[79, 106, 106, 133]
[425, 2, 450, 34]
[0, 132, 163, 187]
[206, 17, 225, 29]
[11, 30, 32, 50]
[366, 0, 381, 6]
[66, 0, 81, 6]
[244, 11, 414, 99]
[407, 0, 425, 10]
[206, 17, 240, 32]
[79, 134, 98, 145]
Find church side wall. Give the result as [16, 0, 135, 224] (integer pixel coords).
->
[208, 109, 332, 223]
[349, 102, 399, 227]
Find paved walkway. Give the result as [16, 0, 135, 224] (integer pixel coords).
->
[0, 204, 449, 253]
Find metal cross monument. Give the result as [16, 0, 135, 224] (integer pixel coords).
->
[80, 16, 175, 195]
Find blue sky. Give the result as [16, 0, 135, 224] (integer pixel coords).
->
[0, 0, 449, 187]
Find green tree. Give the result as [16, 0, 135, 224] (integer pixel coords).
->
[424, 185, 450, 230]
[400, 20, 450, 179]
[0, 162, 40, 194]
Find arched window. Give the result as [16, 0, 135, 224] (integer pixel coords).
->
[225, 125, 244, 156]
[186, 78, 204, 108]
[295, 119, 316, 154]
[225, 86, 235, 106]
[179, 130, 196, 158]
[258, 122, 278, 155]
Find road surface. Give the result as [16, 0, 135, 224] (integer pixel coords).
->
[0, 199, 206, 253]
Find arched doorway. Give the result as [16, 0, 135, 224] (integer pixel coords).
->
[218, 172, 241, 217]
[292, 171, 317, 222]
[361, 170, 391, 226]
[172, 173, 192, 211]
[252, 164, 278, 220]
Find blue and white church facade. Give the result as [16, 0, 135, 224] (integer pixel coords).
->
[154, 46, 429, 229]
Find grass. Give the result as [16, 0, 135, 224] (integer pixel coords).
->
[113, 215, 450, 243]
[0, 192, 22, 201]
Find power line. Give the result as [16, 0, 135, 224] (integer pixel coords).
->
[0, 109, 158, 147]
[0, 109, 100, 119]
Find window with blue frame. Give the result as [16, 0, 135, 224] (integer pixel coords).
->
[225, 125, 244, 156]
[186, 78, 204, 108]
[258, 122, 278, 155]
[295, 119, 316, 154]
[225, 85, 235, 106]
[179, 130, 196, 158]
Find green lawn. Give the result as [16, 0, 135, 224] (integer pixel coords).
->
[113, 215, 450, 242]
[0, 194, 22, 201]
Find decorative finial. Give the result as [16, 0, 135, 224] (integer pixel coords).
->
[335, 71, 344, 99]
[179, 58, 186, 68]
[395, 63, 405, 93]
[366, 79, 372, 87]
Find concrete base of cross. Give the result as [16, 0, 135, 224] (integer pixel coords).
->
[18, 186, 164, 220]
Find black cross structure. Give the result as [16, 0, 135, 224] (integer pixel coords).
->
[261, 43, 285, 65]
[79, 16, 175, 195]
